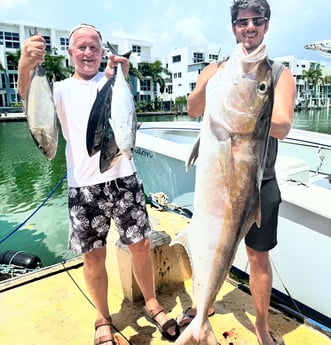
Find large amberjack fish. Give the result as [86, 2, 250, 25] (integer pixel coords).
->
[26, 63, 58, 160]
[170, 43, 274, 345]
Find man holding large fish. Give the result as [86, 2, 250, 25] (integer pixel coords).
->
[175, 1, 296, 345]
[18, 24, 179, 344]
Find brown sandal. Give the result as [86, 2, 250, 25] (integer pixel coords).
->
[94, 317, 117, 345]
[177, 306, 215, 327]
[144, 305, 180, 342]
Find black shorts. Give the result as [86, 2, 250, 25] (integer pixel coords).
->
[244, 178, 281, 252]
[67, 173, 151, 254]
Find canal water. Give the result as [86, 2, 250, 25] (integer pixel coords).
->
[0, 109, 330, 267]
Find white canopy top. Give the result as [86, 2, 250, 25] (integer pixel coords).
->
[304, 40, 331, 57]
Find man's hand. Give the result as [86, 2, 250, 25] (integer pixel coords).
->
[105, 53, 130, 79]
[19, 34, 46, 72]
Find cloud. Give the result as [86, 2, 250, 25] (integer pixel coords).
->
[0, 0, 28, 9]
[174, 16, 205, 41]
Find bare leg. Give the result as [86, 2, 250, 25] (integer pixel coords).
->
[246, 246, 276, 345]
[128, 238, 177, 337]
[83, 247, 113, 344]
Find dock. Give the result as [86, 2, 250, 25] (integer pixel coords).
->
[0, 111, 26, 121]
[0, 205, 330, 345]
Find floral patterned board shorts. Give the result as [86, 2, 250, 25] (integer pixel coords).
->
[68, 173, 152, 254]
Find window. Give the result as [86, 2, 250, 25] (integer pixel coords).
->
[43, 36, 52, 52]
[172, 55, 181, 63]
[0, 74, 6, 88]
[140, 79, 151, 91]
[190, 83, 196, 91]
[209, 54, 218, 61]
[178, 72, 182, 78]
[193, 52, 203, 63]
[167, 85, 173, 94]
[9, 73, 18, 89]
[132, 45, 141, 54]
[60, 37, 69, 51]
[140, 94, 151, 101]
[3, 31, 20, 49]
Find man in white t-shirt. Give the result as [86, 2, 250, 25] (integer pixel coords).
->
[18, 24, 179, 344]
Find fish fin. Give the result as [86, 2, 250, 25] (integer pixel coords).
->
[185, 135, 200, 171]
[106, 41, 132, 58]
[218, 137, 232, 170]
[244, 192, 262, 236]
[170, 226, 190, 250]
[254, 194, 262, 228]
[170, 226, 194, 265]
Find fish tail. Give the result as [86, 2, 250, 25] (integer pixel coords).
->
[170, 225, 189, 248]
[185, 135, 200, 171]
[174, 319, 219, 345]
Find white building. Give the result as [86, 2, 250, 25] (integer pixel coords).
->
[273, 55, 331, 106]
[1, 21, 330, 110]
[161, 49, 331, 109]
[161, 46, 220, 109]
[0, 21, 154, 107]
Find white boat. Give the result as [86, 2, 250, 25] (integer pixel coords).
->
[134, 121, 331, 331]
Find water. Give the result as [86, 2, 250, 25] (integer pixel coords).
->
[0, 108, 330, 267]
[0, 121, 71, 267]
[292, 108, 331, 134]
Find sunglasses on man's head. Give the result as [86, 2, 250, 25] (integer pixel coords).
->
[233, 17, 268, 28]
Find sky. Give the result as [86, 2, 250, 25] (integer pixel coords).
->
[1, 0, 331, 66]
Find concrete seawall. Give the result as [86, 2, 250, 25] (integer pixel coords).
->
[0, 112, 26, 121]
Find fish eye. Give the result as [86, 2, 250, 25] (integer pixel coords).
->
[258, 81, 268, 93]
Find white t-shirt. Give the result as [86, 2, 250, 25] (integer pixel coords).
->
[53, 72, 136, 187]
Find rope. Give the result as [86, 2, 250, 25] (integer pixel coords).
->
[0, 172, 67, 244]
[271, 257, 303, 314]
[61, 261, 134, 345]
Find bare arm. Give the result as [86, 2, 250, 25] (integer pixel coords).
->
[18, 34, 46, 100]
[187, 62, 220, 117]
[269, 67, 296, 140]
[189, 61, 295, 139]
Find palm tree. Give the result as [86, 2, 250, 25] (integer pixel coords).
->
[128, 62, 143, 81]
[6, 50, 21, 70]
[324, 75, 331, 84]
[302, 65, 324, 99]
[138, 60, 171, 96]
[6, 49, 71, 82]
[43, 53, 72, 82]
[127, 62, 143, 100]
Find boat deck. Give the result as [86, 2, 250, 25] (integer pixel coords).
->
[1, 206, 330, 345]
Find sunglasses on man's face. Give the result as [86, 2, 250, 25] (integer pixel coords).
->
[233, 17, 268, 28]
